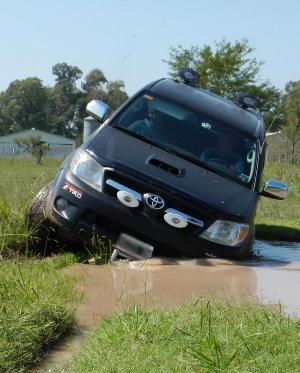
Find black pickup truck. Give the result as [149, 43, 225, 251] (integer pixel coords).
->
[30, 68, 288, 259]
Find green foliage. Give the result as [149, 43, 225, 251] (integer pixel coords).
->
[15, 134, 49, 164]
[80, 69, 127, 112]
[65, 301, 300, 372]
[0, 255, 77, 372]
[0, 63, 128, 139]
[81, 68, 107, 93]
[280, 81, 300, 163]
[165, 39, 280, 112]
[0, 77, 48, 135]
[49, 62, 83, 138]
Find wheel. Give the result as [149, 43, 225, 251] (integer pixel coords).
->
[28, 183, 57, 254]
[240, 227, 255, 259]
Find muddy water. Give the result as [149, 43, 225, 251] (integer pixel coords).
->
[37, 240, 300, 372]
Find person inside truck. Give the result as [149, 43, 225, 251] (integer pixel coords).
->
[200, 133, 244, 174]
[128, 104, 171, 143]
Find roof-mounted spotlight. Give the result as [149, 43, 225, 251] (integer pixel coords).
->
[178, 67, 200, 85]
[237, 92, 259, 110]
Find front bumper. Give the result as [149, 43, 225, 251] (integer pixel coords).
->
[48, 168, 247, 258]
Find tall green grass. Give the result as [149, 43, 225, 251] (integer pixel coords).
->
[0, 158, 79, 371]
[0, 157, 61, 256]
[65, 301, 300, 373]
[0, 253, 78, 373]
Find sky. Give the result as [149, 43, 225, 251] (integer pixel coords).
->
[0, 0, 299, 95]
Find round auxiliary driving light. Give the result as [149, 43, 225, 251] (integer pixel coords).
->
[117, 191, 139, 208]
[164, 212, 188, 228]
[55, 197, 68, 211]
[237, 92, 258, 109]
[178, 67, 200, 85]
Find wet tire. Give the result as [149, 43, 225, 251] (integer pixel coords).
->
[28, 183, 57, 254]
[240, 228, 255, 259]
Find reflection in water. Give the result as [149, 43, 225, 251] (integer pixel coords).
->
[253, 240, 300, 263]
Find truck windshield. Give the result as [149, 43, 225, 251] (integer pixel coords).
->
[112, 93, 257, 185]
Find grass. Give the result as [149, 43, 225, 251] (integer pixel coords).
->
[0, 156, 61, 257]
[0, 157, 79, 371]
[255, 162, 300, 240]
[64, 301, 300, 373]
[0, 253, 78, 373]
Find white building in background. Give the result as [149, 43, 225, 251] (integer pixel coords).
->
[0, 128, 76, 157]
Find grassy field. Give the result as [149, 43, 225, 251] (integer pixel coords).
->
[64, 301, 300, 373]
[0, 253, 78, 373]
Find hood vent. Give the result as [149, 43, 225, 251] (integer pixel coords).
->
[148, 158, 181, 176]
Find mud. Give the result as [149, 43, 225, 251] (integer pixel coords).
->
[37, 240, 300, 372]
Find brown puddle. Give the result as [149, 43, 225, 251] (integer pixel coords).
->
[73, 258, 257, 330]
[36, 243, 300, 372]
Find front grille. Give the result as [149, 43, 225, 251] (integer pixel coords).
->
[102, 168, 214, 234]
[81, 209, 170, 249]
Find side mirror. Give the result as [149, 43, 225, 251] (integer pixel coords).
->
[86, 99, 110, 122]
[261, 178, 288, 200]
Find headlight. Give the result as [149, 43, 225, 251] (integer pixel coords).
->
[70, 150, 103, 191]
[200, 220, 249, 246]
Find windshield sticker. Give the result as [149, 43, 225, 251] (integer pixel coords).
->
[63, 183, 83, 199]
[202, 122, 212, 130]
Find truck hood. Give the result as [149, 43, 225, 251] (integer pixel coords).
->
[88, 126, 257, 220]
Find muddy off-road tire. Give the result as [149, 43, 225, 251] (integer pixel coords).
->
[28, 183, 58, 254]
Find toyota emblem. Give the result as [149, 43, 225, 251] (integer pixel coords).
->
[144, 193, 165, 210]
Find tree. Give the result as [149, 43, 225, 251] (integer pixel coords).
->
[81, 69, 128, 110]
[165, 39, 280, 113]
[49, 63, 83, 137]
[73, 70, 128, 144]
[0, 63, 128, 141]
[15, 135, 49, 164]
[0, 78, 48, 135]
[81, 68, 107, 94]
[52, 63, 82, 88]
[281, 81, 300, 163]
